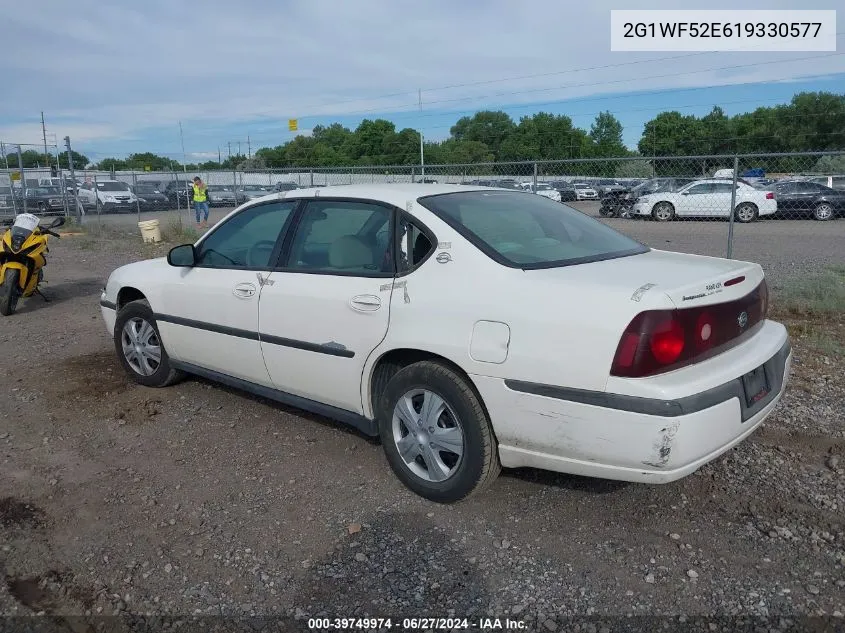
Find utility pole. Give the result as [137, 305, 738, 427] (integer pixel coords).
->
[228, 142, 231, 160]
[1, 142, 18, 215]
[218, 146, 222, 165]
[41, 111, 50, 169]
[418, 89, 424, 181]
[237, 141, 241, 157]
[178, 121, 187, 174]
[247, 135, 251, 159]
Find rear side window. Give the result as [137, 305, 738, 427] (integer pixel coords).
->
[832, 176, 845, 190]
[396, 215, 434, 274]
[418, 190, 647, 269]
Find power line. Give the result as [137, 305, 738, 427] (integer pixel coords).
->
[270, 32, 844, 119]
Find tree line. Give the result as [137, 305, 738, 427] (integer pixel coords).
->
[8, 91, 844, 173]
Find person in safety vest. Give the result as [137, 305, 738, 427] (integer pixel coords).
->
[191, 176, 209, 228]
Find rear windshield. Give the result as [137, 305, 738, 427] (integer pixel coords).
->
[418, 190, 647, 269]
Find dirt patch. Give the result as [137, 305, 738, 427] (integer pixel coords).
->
[58, 352, 129, 399]
[0, 497, 45, 529]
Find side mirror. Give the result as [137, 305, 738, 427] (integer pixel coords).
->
[681, 191, 690, 195]
[168, 243, 196, 267]
[50, 217, 65, 228]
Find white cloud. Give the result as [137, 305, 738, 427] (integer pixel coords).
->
[0, 0, 843, 152]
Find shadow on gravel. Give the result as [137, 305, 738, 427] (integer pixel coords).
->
[0, 497, 46, 529]
[503, 467, 631, 494]
[185, 375, 381, 445]
[13, 277, 104, 315]
[290, 510, 493, 621]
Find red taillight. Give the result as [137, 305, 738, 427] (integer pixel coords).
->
[766, 192, 775, 199]
[650, 318, 685, 364]
[610, 281, 768, 378]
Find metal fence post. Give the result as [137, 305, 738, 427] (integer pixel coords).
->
[310, 169, 314, 187]
[726, 154, 739, 259]
[64, 136, 82, 224]
[533, 162, 538, 190]
[93, 174, 102, 233]
[16, 146, 27, 215]
[133, 171, 141, 222]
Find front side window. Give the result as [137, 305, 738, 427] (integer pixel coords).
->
[418, 191, 647, 269]
[285, 200, 392, 275]
[195, 201, 295, 269]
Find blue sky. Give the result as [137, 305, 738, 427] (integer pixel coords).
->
[1, 0, 842, 164]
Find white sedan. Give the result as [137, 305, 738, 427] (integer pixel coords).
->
[632, 179, 777, 222]
[573, 183, 599, 200]
[518, 182, 562, 202]
[100, 184, 791, 503]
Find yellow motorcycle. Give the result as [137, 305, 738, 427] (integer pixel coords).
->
[0, 213, 64, 316]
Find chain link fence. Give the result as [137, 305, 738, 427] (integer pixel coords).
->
[2, 151, 843, 279]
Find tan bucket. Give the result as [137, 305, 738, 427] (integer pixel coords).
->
[138, 219, 161, 243]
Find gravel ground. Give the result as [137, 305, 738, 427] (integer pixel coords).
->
[0, 230, 843, 632]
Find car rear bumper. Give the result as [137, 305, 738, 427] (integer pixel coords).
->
[472, 331, 791, 483]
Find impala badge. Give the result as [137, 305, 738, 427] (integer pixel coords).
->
[738, 311, 748, 328]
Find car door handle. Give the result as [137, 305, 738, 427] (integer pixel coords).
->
[350, 294, 381, 311]
[233, 282, 257, 299]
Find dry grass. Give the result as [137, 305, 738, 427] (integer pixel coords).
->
[773, 265, 845, 318]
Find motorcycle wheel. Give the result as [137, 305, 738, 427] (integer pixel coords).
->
[0, 268, 21, 316]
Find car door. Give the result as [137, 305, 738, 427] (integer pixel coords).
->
[708, 182, 737, 217]
[257, 199, 396, 413]
[676, 183, 713, 217]
[775, 182, 798, 213]
[157, 200, 297, 385]
[793, 182, 821, 211]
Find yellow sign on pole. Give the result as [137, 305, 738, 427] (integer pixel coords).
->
[10, 171, 20, 181]
[288, 119, 298, 131]
[144, 165, 151, 171]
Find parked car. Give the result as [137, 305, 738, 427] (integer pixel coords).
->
[772, 180, 845, 221]
[99, 183, 791, 502]
[274, 181, 300, 192]
[15, 186, 66, 215]
[591, 178, 627, 196]
[163, 180, 192, 206]
[802, 175, 845, 191]
[492, 179, 522, 190]
[631, 179, 777, 222]
[572, 183, 598, 200]
[206, 185, 239, 207]
[549, 181, 578, 202]
[131, 183, 169, 211]
[519, 182, 562, 202]
[81, 180, 138, 213]
[0, 185, 16, 212]
[600, 177, 696, 218]
[239, 185, 273, 202]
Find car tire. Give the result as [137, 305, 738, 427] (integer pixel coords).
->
[734, 202, 759, 223]
[377, 360, 500, 503]
[651, 202, 675, 222]
[114, 299, 183, 388]
[813, 203, 834, 221]
[38, 202, 47, 214]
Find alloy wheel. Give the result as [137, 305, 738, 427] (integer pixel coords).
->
[120, 317, 162, 376]
[391, 389, 465, 483]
